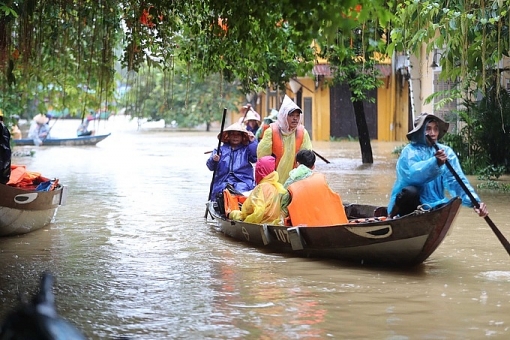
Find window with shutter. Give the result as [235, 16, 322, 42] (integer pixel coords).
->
[433, 73, 457, 122]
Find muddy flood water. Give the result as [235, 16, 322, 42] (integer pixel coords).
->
[1, 117, 510, 339]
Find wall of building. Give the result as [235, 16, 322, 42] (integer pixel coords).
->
[377, 78, 393, 141]
[285, 76, 331, 141]
[255, 61, 414, 142]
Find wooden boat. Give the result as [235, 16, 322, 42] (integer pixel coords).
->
[12, 133, 111, 146]
[0, 183, 68, 236]
[205, 197, 462, 266]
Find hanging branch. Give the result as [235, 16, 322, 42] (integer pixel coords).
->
[481, 0, 487, 93]
[82, 2, 98, 119]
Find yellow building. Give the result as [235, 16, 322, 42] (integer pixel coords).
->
[250, 62, 407, 142]
[249, 44, 462, 142]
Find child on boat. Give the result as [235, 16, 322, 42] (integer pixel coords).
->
[281, 149, 348, 226]
[229, 156, 286, 224]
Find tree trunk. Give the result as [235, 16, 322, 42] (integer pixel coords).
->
[0, 18, 8, 76]
[351, 94, 374, 164]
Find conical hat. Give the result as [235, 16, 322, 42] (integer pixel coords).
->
[245, 109, 260, 122]
[33, 114, 49, 124]
[217, 123, 250, 145]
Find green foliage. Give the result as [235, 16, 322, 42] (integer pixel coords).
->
[477, 180, 510, 192]
[439, 84, 510, 175]
[0, 0, 122, 120]
[441, 127, 489, 175]
[463, 85, 510, 172]
[318, 15, 388, 164]
[459, 82, 510, 172]
[478, 165, 506, 181]
[118, 62, 242, 129]
[390, 0, 510, 176]
[390, 0, 510, 94]
[391, 143, 407, 155]
[0, 0, 391, 121]
[320, 21, 385, 102]
[0, 3, 17, 17]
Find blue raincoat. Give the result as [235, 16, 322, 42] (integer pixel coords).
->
[388, 123, 481, 213]
[206, 140, 258, 198]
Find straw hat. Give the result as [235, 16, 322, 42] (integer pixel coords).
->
[218, 123, 250, 145]
[0, 109, 3, 117]
[407, 112, 449, 141]
[33, 113, 49, 125]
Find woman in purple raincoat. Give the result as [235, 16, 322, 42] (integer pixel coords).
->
[206, 123, 258, 198]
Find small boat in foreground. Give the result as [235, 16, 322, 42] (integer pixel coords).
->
[0, 183, 68, 236]
[206, 197, 462, 266]
[12, 133, 111, 146]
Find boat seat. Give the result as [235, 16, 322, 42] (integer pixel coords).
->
[373, 206, 387, 217]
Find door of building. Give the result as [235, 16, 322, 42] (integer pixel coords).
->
[329, 83, 378, 139]
[303, 97, 312, 139]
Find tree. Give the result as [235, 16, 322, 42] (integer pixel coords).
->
[0, 0, 121, 118]
[320, 16, 387, 163]
[0, 0, 391, 135]
[118, 62, 242, 130]
[389, 0, 510, 172]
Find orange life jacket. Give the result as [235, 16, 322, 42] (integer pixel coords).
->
[223, 189, 247, 216]
[287, 173, 348, 227]
[270, 123, 304, 169]
[7, 165, 50, 189]
[257, 123, 271, 141]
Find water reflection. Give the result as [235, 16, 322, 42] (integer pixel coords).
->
[1, 118, 510, 338]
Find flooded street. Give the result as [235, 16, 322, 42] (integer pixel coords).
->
[1, 117, 510, 339]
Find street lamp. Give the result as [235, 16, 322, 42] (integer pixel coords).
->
[430, 49, 443, 69]
[288, 78, 302, 94]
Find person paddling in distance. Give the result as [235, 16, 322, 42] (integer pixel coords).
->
[9, 114, 22, 140]
[388, 112, 488, 218]
[257, 95, 312, 184]
[27, 113, 51, 146]
[206, 122, 258, 199]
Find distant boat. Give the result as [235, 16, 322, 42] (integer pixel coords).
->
[12, 133, 111, 146]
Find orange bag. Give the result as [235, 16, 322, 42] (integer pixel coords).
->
[223, 189, 246, 216]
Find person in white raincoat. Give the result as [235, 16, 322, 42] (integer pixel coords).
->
[257, 95, 312, 184]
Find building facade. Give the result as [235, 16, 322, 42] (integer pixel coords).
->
[246, 46, 470, 143]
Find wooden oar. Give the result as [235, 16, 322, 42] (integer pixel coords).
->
[426, 135, 510, 256]
[204, 108, 228, 219]
[41, 114, 61, 143]
[205, 149, 330, 164]
[240, 105, 250, 124]
[313, 150, 330, 164]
